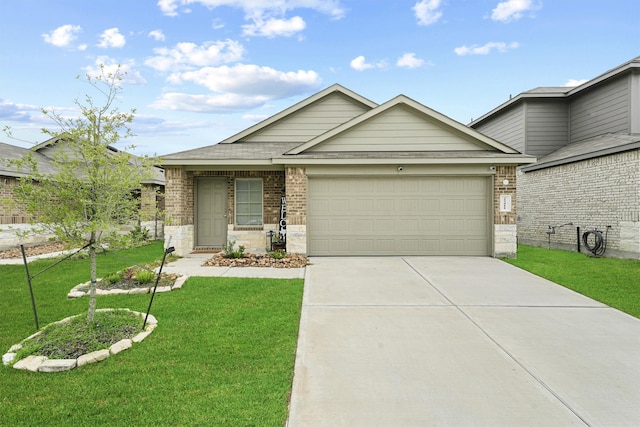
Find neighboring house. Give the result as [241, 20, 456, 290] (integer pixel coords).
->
[162, 84, 535, 257]
[470, 56, 640, 259]
[0, 138, 165, 247]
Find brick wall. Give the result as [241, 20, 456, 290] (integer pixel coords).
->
[285, 167, 307, 226]
[517, 149, 640, 258]
[164, 167, 193, 226]
[191, 170, 285, 226]
[493, 166, 517, 225]
[0, 176, 32, 224]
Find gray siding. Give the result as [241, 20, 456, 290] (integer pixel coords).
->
[570, 75, 630, 142]
[244, 93, 370, 143]
[310, 106, 488, 152]
[473, 104, 525, 153]
[525, 100, 569, 157]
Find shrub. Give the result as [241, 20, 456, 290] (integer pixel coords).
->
[107, 271, 123, 284]
[135, 269, 155, 284]
[223, 241, 245, 259]
[270, 250, 287, 259]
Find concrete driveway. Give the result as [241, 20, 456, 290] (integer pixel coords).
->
[287, 257, 640, 427]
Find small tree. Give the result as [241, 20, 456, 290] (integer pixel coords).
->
[11, 65, 157, 323]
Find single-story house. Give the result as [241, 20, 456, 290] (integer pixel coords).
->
[470, 56, 640, 259]
[0, 138, 165, 247]
[162, 84, 535, 257]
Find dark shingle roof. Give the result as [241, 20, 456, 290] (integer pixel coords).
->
[0, 141, 58, 176]
[522, 133, 640, 172]
[162, 142, 301, 162]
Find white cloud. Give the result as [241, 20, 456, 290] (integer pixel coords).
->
[491, 0, 540, 23]
[84, 57, 147, 85]
[149, 30, 166, 41]
[150, 92, 270, 112]
[243, 114, 269, 122]
[454, 41, 519, 56]
[242, 16, 306, 38]
[168, 64, 320, 96]
[564, 79, 588, 87]
[350, 55, 388, 71]
[152, 64, 321, 113]
[396, 53, 424, 69]
[145, 40, 245, 71]
[158, 0, 346, 19]
[42, 24, 82, 47]
[350, 56, 374, 71]
[413, 0, 443, 26]
[98, 28, 126, 48]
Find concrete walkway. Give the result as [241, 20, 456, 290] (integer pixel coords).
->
[287, 257, 640, 426]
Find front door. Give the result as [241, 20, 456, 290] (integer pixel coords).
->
[196, 178, 227, 248]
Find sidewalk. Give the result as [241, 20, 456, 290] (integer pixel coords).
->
[161, 253, 305, 279]
[0, 249, 306, 279]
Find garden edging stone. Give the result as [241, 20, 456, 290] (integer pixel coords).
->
[3, 309, 158, 373]
[67, 275, 188, 298]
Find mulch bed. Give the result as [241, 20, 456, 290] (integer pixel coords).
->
[203, 252, 308, 268]
[0, 242, 69, 259]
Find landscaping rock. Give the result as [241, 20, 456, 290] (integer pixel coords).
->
[173, 276, 187, 289]
[3, 353, 16, 366]
[8, 343, 22, 352]
[204, 252, 308, 268]
[154, 285, 172, 293]
[39, 359, 77, 372]
[110, 339, 133, 355]
[132, 331, 151, 343]
[128, 288, 149, 294]
[77, 349, 110, 367]
[13, 355, 48, 372]
[68, 291, 86, 298]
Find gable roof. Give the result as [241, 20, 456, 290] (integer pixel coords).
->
[0, 141, 58, 177]
[162, 86, 536, 167]
[218, 84, 377, 144]
[288, 95, 521, 155]
[0, 139, 165, 185]
[522, 133, 640, 172]
[470, 56, 640, 127]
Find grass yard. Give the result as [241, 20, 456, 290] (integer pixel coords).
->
[504, 245, 640, 319]
[0, 241, 304, 426]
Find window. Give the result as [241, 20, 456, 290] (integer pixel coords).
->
[235, 179, 263, 226]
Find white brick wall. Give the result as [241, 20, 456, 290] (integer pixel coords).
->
[517, 149, 640, 259]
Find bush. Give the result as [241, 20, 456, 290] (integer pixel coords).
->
[108, 271, 123, 284]
[270, 250, 287, 259]
[223, 241, 245, 259]
[135, 269, 155, 284]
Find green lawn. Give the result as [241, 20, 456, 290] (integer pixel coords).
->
[0, 242, 304, 426]
[504, 245, 640, 318]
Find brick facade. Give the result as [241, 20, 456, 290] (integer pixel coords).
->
[190, 170, 285, 227]
[285, 167, 307, 226]
[516, 149, 640, 258]
[0, 176, 31, 224]
[493, 166, 517, 225]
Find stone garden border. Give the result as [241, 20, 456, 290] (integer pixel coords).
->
[67, 275, 188, 298]
[2, 309, 157, 373]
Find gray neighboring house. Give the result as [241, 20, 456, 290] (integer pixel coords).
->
[470, 56, 640, 259]
[0, 139, 165, 247]
[162, 84, 535, 258]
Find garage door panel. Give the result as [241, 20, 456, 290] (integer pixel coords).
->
[308, 176, 490, 256]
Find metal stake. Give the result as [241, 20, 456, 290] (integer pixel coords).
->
[20, 244, 39, 331]
[143, 246, 175, 329]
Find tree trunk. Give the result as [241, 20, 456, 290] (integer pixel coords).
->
[87, 232, 97, 323]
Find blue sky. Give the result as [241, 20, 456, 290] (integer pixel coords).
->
[1, 0, 638, 156]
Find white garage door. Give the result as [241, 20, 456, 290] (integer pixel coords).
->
[308, 176, 490, 256]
